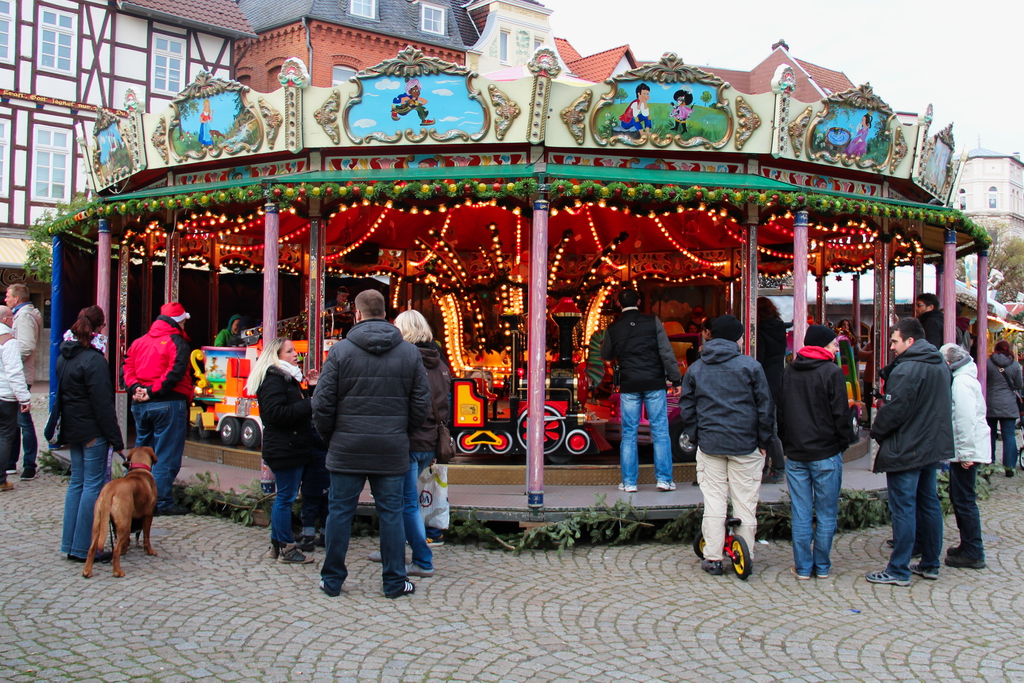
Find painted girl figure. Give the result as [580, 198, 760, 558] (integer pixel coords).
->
[845, 113, 871, 157]
[619, 83, 652, 138]
[198, 99, 214, 146]
[670, 88, 694, 134]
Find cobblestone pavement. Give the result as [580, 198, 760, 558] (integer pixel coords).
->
[1, 470, 1022, 683]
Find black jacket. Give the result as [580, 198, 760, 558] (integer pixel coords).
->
[600, 309, 681, 393]
[870, 340, 954, 472]
[409, 343, 452, 453]
[679, 338, 774, 455]
[256, 365, 313, 471]
[985, 353, 1022, 419]
[778, 350, 855, 462]
[918, 309, 944, 350]
[311, 318, 431, 476]
[55, 340, 124, 451]
[756, 316, 788, 400]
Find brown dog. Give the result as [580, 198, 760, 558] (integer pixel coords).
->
[82, 447, 159, 579]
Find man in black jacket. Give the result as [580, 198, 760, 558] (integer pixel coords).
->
[914, 293, 944, 349]
[866, 317, 953, 586]
[680, 315, 773, 575]
[601, 289, 681, 493]
[778, 325, 855, 579]
[313, 290, 431, 599]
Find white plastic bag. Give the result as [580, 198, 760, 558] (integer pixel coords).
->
[417, 465, 449, 530]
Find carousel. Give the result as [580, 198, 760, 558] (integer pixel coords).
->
[47, 47, 990, 510]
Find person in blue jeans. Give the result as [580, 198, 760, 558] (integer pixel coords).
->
[122, 303, 193, 515]
[985, 339, 1021, 477]
[778, 325, 855, 579]
[601, 289, 681, 493]
[313, 291, 430, 599]
[866, 317, 953, 586]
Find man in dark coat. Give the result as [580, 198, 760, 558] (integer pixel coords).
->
[914, 293, 944, 349]
[866, 317, 953, 586]
[778, 325, 855, 579]
[601, 289, 681, 493]
[313, 290, 431, 599]
[679, 315, 773, 576]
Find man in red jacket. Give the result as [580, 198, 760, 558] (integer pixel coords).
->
[122, 302, 193, 515]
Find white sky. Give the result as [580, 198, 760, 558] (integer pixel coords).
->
[542, 0, 1023, 155]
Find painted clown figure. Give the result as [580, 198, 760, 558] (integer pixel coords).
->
[391, 78, 434, 126]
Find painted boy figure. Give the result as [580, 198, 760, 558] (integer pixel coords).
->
[391, 79, 435, 126]
[619, 83, 652, 138]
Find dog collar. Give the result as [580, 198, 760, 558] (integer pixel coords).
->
[128, 463, 152, 472]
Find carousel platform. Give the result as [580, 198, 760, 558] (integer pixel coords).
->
[164, 435, 876, 522]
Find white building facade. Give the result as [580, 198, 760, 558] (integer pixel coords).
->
[0, 0, 252, 237]
[956, 147, 1024, 242]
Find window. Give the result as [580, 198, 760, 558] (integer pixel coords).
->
[350, 0, 374, 18]
[152, 36, 185, 94]
[958, 188, 966, 210]
[0, 120, 8, 196]
[0, 1, 12, 63]
[39, 9, 74, 73]
[989, 186, 998, 209]
[33, 127, 70, 201]
[499, 31, 509, 63]
[332, 66, 356, 86]
[421, 3, 444, 34]
[534, 38, 543, 51]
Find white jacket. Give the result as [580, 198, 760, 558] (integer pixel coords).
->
[0, 326, 30, 404]
[950, 360, 992, 464]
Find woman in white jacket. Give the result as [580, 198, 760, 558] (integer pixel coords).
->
[939, 343, 991, 570]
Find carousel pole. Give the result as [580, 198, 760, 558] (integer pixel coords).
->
[942, 229, 957, 345]
[306, 199, 326, 376]
[115, 239, 130, 448]
[935, 261, 944, 307]
[977, 249, 989, 388]
[741, 209, 758, 356]
[852, 272, 861, 343]
[526, 197, 549, 510]
[873, 231, 893, 377]
[263, 199, 280, 341]
[48, 235, 64, 411]
[912, 250, 924, 305]
[209, 241, 220, 342]
[792, 211, 809, 359]
[141, 233, 153, 325]
[815, 244, 827, 324]
[164, 225, 181, 304]
[96, 219, 111, 329]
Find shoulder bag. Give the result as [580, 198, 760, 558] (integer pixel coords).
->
[431, 382, 455, 464]
[44, 359, 69, 446]
[997, 365, 1024, 416]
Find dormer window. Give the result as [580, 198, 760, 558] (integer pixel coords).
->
[421, 3, 445, 35]
[350, 0, 375, 19]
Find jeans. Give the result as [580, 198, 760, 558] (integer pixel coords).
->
[987, 417, 1017, 469]
[786, 453, 844, 576]
[619, 389, 673, 486]
[696, 448, 763, 561]
[269, 464, 303, 545]
[60, 438, 111, 558]
[404, 450, 435, 571]
[948, 463, 985, 561]
[885, 463, 943, 580]
[132, 400, 187, 511]
[321, 472, 406, 596]
[0, 400, 17, 484]
[6, 384, 37, 471]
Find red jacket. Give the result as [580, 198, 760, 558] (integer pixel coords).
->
[122, 316, 192, 402]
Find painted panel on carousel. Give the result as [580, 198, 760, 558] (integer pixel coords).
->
[915, 114, 956, 200]
[760, 166, 882, 196]
[176, 160, 308, 185]
[549, 153, 743, 173]
[326, 152, 526, 171]
[806, 84, 895, 170]
[343, 47, 489, 145]
[589, 53, 733, 149]
[91, 108, 134, 191]
[165, 72, 264, 162]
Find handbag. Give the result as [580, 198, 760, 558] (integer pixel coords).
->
[417, 464, 449, 530]
[997, 366, 1024, 415]
[43, 358, 69, 446]
[431, 380, 455, 464]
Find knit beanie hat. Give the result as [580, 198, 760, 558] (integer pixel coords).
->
[804, 324, 837, 348]
[711, 315, 744, 342]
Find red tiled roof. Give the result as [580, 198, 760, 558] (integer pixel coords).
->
[120, 0, 254, 37]
[554, 37, 583, 63]
[567, 44, 633, 83]
[795, 59, 854, 96]
[701, 66, 751, 93]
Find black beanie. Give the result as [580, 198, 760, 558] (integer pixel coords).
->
[804, 324, 837, 348]
[711, 314, 744, 342]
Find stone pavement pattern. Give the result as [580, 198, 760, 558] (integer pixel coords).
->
[1, 472, 1023, 682]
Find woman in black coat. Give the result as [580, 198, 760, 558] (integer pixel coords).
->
[756, 297, 789, 482]
[248, 338, 314, 563]
[53, 306, 124, 563]
[986, 340, 1022, 475]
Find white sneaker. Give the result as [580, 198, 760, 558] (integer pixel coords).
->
[618, 483, 637, 493]
[656, 481, 676, 492]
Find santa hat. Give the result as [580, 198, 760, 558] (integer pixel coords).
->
[160, 302, 190, 323]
